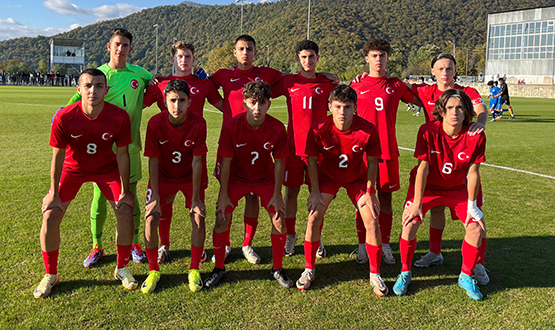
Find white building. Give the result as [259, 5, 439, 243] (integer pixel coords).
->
[486, 6, 555, 84]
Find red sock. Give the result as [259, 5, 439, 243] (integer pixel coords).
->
[158, 204, 173, 247]
[461, 240, 480, 276]
[400, 238, 417, 272]
[145, 247, 159, 271]
[365, 243, 382, 274]
[42, 249, 59, 274]
[190, 246, 203, 270]
[284, 217, 296, 236]
[213, 230, 227, 269]
[355, 211, 365, 244]
[304, 240, 320, 269]
[379, 212, 393, 244]
[116, 244, 132, 269]
[226, 215, 233, 246]
[476, 237, 487, 265]
[271, 234, 286, 270]
[243, 216, 258, 247]
[429, 227, 444, 254]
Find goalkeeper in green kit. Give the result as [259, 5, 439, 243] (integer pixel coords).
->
[65, 28, 153, 267]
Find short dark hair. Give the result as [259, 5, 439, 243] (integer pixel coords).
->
[363, 39, 391, 55]
[432, 89, 474, 125]
[79, 68, 106, 84]
[235, 35, 256, 48]
[110, 28, 133, 44]
[487, 80, 494, 86]
[328, 85, 357, 104]
[295, 40, 319, 56]
[164, 79, 190, 98]
[172, 41, 195, 56]
[499, 77, 505, 83]
[243, 81, 271, 103]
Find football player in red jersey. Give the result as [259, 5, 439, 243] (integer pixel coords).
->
[272, 40, 337, 258]
[209, 35, 284, 264]
[143, 41, 222, 264]
[34, 69, 136, 298]
[204, 81, 293, 289]
[350, 39, 422, 266]
[142, 80, 208, 293]
[409, 54, 488, 284]
[297, 85, 387, 296]
[393, 89, 487, 301]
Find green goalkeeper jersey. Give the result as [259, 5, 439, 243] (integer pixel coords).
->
[67, 63, 153, 154]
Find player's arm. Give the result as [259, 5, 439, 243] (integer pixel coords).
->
[402, 159, 428, 226]
[116, 145, 134, 209]
[306, 156, 323, 215]
[468, 103, 487, 136]
[358, 155, 380, 219]
[212, 99, 224, 112]
[145, 157, 161, 217]
[267, 157, 285, 215]
[190, 155, 206, 218]
[42, 147, 65, 213]
[318, 72, 340, 84]
[465, 163, 485, 230]
[216, 156, 234, 214]
[409, 95, 424, 108]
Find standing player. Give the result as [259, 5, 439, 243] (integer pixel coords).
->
[208, 35, 283, 265]
[487, 80, 502, 121]
[297, 85, 386, 296]
[409, 54, 488, 283]
[143, 41, 223, 263]
[142, 80, 208, 293]
[34, 69, 136, 298]
[393, 89, 487, 301]
[271, 40, 336, 257]
[350, 39, 421, 266]
[498, 78, 515, 119]
[66, 28, 153, 268]
[205, 81, 292, 289]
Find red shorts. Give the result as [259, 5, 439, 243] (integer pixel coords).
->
[447, 183, 483, 220]
[283, 155, 310, 187]
[376, 158, 400, 193]
[319, 180, 366, 206]
[58, 170, 121, 203]
[146, 180, 206, 210]
[404, 184, 473, 224]
[223, 181, 277, 214]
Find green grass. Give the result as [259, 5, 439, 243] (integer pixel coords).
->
[1, 85, 554, 329]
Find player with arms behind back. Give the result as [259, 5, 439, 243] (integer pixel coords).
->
[393, 89, 487, 301]
[141, 80, 208, 293]
[271, 40, 337, 257]
[297, 85, 387, 296]
[350, 38, 421, 266]
[35, 69, 136, 298]
[205, 81, 292, 289]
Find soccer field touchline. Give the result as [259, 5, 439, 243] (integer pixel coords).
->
[398, 146, 555, 180]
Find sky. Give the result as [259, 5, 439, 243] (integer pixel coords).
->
[0, 0, 269, 41]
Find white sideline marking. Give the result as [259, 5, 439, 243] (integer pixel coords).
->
[398, 147, 555, 180]
[0, 101, 56, 107]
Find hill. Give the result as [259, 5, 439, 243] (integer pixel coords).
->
[1, 0, 554, 78]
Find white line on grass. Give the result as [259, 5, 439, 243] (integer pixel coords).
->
[398, 146, 555, 180]
[0, 101, 58, 107]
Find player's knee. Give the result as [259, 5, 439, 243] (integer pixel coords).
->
[465, 222, 483, 238]
[272, 216, 286, 234]
[214, 212, 229, 231]
[115, 204, 134, 223]
[145, 213, 160, 228]
[191, 215, 206, 232]
[43, 210, 63, 230]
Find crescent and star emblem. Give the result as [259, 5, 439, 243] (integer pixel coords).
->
[184, 140, 194, 147]
[190, 87, 199, 95]
[458, 152, 469, 160]
[352, 145, 363, 152]
[315, 87, 323, 95]
[386, 87, 393, 94]
[264, 142, 274, 150]
[102, 133, 112, 140]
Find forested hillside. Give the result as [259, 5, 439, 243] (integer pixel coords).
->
[1, 0, 554, 78]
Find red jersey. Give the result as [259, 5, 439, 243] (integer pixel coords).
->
[305, 115, 381, 185]
[413, 121, 486, 190]
[218, 112, 288, 185]
[209, 66, 282, 124]
[350, 76, 413, 160]
[144, 112, 207, 183]
[143, 75, 222, 117]
[50, 101, 132, 174]
[272, 73, 336, 156]
[411, 83, 485, 123]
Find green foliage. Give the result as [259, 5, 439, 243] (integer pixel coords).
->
[0, 0, 554, 77]
[38, 59, 48, 73]
[206, 41, 236, 73]
[86, 61, 99, 69]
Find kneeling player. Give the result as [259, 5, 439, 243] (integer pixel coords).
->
[297, 85, 387, 296]
[393, 89, 487, 301]
[205, 81, 292, 289]
[35, 69, 136, 298]
[142, 80, 208, 293]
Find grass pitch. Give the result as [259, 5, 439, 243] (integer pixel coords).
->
[0, 85, 554, 329]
